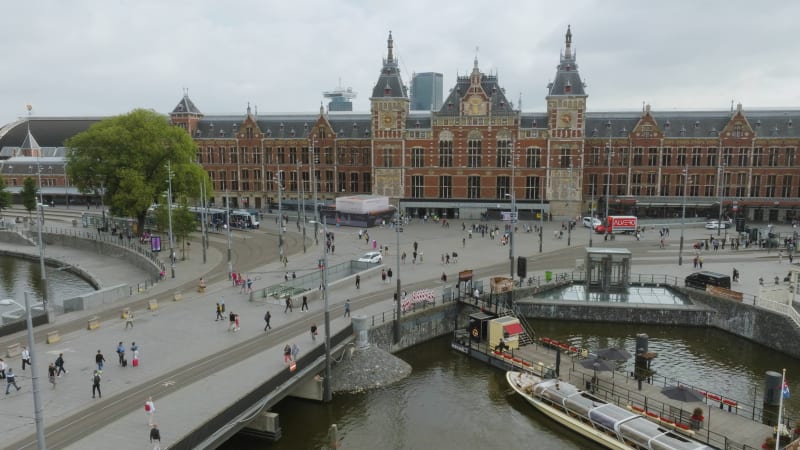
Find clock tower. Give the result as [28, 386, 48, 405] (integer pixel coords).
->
[370, 31, 409, 199]
[546, 25, 588, 219]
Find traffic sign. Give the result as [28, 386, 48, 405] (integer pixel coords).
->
[501, 211, 518, 222]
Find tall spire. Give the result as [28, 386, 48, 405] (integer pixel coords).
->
[387, 31, 394, 63]
[564, 25, 573, 59]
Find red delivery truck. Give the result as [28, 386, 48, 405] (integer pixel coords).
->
[596, 215, 638, 234]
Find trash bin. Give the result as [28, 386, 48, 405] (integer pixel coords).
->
[545, 271, 553, 282]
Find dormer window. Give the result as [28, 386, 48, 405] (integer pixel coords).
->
[694, 121, 700, 128]
[532, 119, 537, 127]
[756, 120, 762, 128]
[195, 129, 201, 137]
[219, 129, 225, 136]
[266, 129, 272, 136]
[290, 129, 296, 137]
[564, 81, 572, 93]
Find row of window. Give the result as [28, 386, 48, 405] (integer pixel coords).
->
[585, 173, 799, 198]
[198, 147, 371, 166]
[198, 144, 798, 170]
[207, 170, 371, 194]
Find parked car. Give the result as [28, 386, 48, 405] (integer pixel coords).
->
[357, 251, 383, 264]
[704, 220, 729, 229]
[582, 217, 602, 229]
[685, 271, 731, 290]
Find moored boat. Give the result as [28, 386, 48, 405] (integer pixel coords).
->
[506, 371, 716, 450]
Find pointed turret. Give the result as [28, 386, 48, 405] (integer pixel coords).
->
[370, 31, 408, 99]
[547, 25, 586, 97]
[169, 89, 204, 136]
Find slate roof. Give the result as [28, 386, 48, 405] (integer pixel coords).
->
[192, 113, 373, 140]
[438, 62, 515, 116]
[519, 113, 550, 129]
[370, 32, 408, 99]
[171, 93, 202, 115]
[547, 25, 587, 98]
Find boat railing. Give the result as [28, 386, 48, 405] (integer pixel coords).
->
[564, 369, 761, 450]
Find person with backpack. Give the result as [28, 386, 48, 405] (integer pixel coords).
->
[150, 424, 161, 450]
[55, 353, 67, 376]
[228, 311, 236, 332]
[92, 370, 102, 398]
[5, 368, 20, 394]
[310, 323, 318, 341]
[95, 350, 106, 371]
[145, 396, 155, 426]
[263, 310, 272, 331]
[116, 342, 126, 366]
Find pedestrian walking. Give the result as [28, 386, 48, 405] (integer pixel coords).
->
[381, 269, 387, 283]
[5, 368, 20, 394]
[283, 344, 292, 363]
[699, 256, 704, 269]
[145, 396, 156, 426]
[132, 342, 140, 367]
[95, 350, 106, 371]
[301, 295, 309, 311]
[48, 363, 57, 389]
[387, 268, 393, 283]
[55, 353, 67, 376]
[355, 274, 361, 289]
[150, 424, 162, 450]
[228, 311, 236, 331]
[125, 310, 135, 329]
[291, 343, 300, 361]
[247, 277, 253, 293]
[402, 252, 407, 264]
[413, 241, 418, 252]
[92, 370, 102, 398]
[0, 358, 6, 379]
[117, 341, 126, 366]
[219, 297, 225, 312]
[233, 313, 240, 332]
[441, 272, 447, 283]
[311, 323, 318, 341]
[284, 296, 293, 313]
[21, 346, 31, 370]
[215, 302, 224, 321]
[344, 299, 351, 318]
[264, 310, 272, 331]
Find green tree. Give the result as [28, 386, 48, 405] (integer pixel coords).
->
[20, 177, 38, 218]
[65, 108, 209, 235]
[0, 176, 11, 214]
[154, 202, 198, 260]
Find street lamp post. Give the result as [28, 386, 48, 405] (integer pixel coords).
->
[588, 182, 594, 247]
[200, 180, 207, 264]
[717, 162, 726, 237]
[605, 121, 613, 238]
[33, 163, 48, 312]
[509, 141, 517, 280]
[394, 200, 402, 344]
[1, 295, 46, 449]
[299, 160, 307, 253]
[679, 166, 688, 266]
[167, 161, 175, 279]
[539, 176, 544, 253]
[226, 189, 232, 278]
[276, 172, 285, 264]
[310, 218, 332, 401]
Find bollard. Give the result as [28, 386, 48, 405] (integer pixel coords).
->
[6, 342, 21, 358]
[148, 299, 159, 311]
[87, 317, 100, 330]
[46, 330, 61, 344]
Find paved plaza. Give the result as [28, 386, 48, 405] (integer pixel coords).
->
[0, 207, 796, 448]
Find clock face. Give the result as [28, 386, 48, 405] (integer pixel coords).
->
[559, 111, 573, 127]
[381, 112, 394, 128]
[468, 96, 483, 115]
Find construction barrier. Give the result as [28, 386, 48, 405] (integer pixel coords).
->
[148, 299, 159, 311]
[173, 291, 183, 302]
[121, 307, 130, 319]
[87, 316, 100, 330]
[46, 330, 61, 344]
[6, 342, 21, 357]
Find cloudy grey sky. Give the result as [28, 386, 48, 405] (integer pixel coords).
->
[2, 0, 799, 126]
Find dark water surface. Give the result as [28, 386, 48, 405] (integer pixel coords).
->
[222, 321, 800, 450]
[0, 254, 95, 303]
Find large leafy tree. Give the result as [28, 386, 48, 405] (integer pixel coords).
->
[0, 176, 11, 214]
[65, 109, 209, 235]
[20, 177, 38, 218]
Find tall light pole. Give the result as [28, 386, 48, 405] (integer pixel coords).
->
[276, 172, 285, 264]
[298, 160, 306, 253]
[588, 182, 594, 247]
[394, 199, 402, 344]
[200, 180, 207, 264]
[539, 175, 544, 253]
[33, 163, 48, 312]
[508, 140, 517, 280]
[226, 189, 232, 278]
[310, 218, 331, 401]
[679, 165, 688, 266]
[1, 295, 46, 449]
[310, 138, 319, 246]
[717, 161, 726, 237]
[166, 161, 175, 279]
[605, 121, 613, 237]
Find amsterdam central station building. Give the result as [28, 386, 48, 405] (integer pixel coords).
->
[1, 27, 799, 224]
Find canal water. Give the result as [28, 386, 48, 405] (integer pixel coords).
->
[222, 322, 800, 450]
[0, 254, 95, 303]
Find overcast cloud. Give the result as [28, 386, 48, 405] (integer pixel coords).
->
[2, 0, 799, 126]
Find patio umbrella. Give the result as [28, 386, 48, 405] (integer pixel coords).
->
[579, 357, 615, 373]
[596, 346, 632, 361]
[661, 386, 704, 403]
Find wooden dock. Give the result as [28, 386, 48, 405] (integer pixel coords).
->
[453, 333, 779, 449]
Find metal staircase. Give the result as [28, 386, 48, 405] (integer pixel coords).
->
[498, 306, 535, 347]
